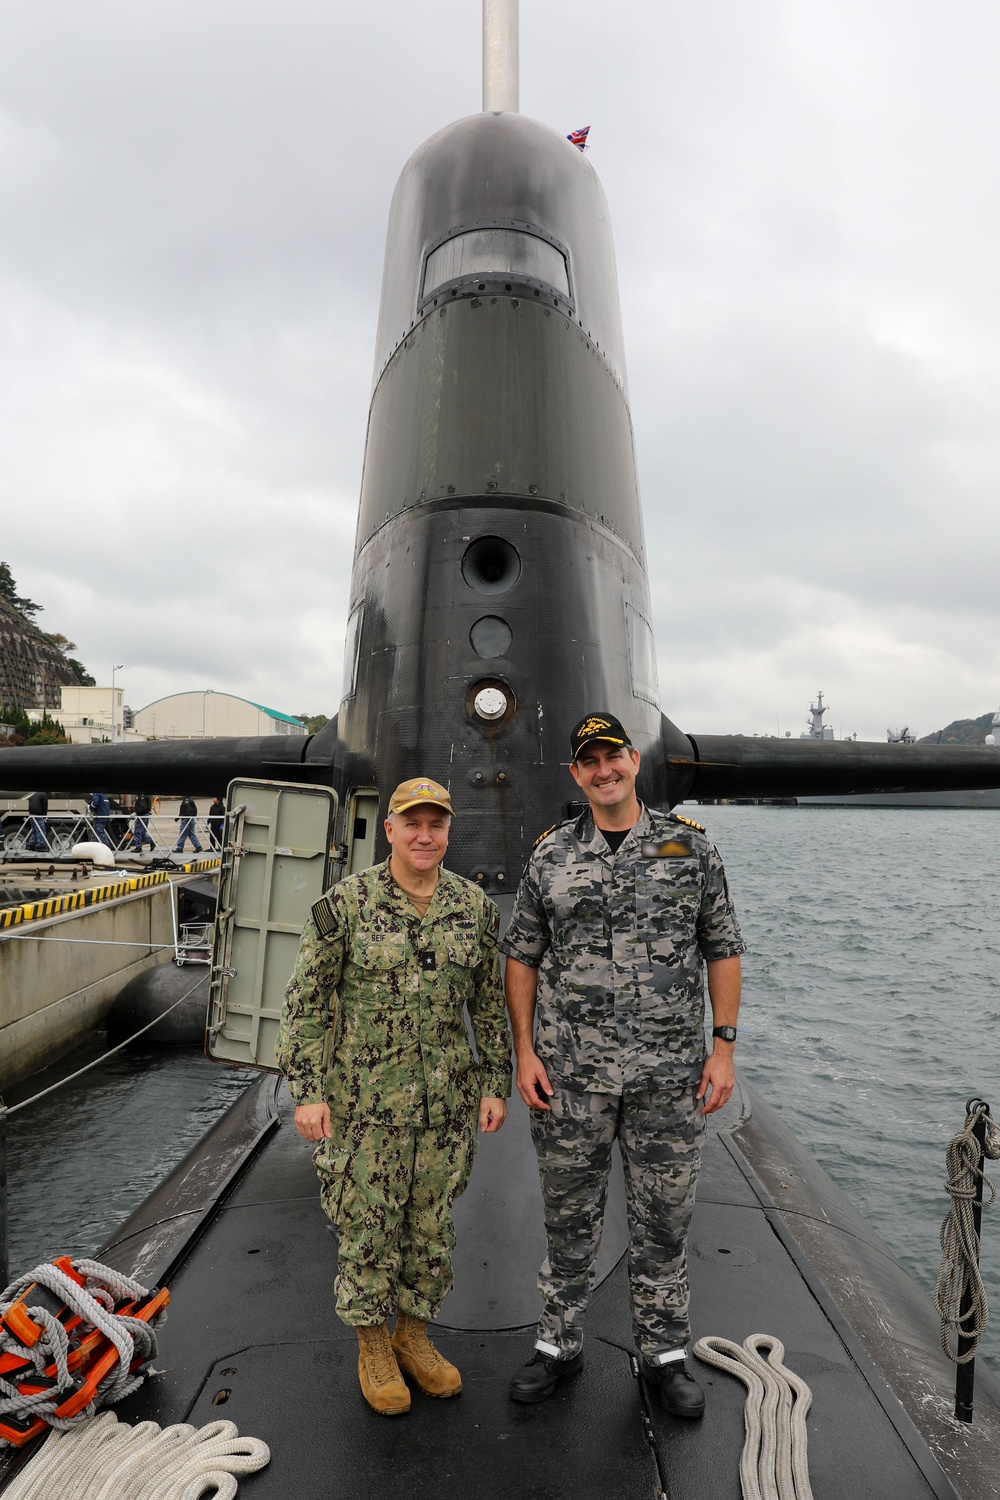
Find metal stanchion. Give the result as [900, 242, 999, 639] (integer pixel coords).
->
[955, 1098, 990, 1423]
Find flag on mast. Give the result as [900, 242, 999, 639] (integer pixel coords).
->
[567, 125, 590, 151]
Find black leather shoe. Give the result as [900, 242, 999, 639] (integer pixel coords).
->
[641, 1357, 705, 1419]
[509, 1350, 584, 1403]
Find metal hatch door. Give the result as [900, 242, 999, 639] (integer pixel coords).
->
[207, 779, 338, 1070]
[345, 788, 379, 874]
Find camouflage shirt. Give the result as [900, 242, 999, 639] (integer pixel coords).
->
[276, 859, 511, 1127]
[500, 805, 745, 1092]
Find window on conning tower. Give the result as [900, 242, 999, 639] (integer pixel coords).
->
[625, 603, 660, 708]
[422, 227, 570, 301]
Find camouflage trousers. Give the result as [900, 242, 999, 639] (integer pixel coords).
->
[314, 1111, 477, 1327]
[530, 1081, 706, 1360]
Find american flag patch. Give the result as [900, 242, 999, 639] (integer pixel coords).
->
[311, 893, 338, 938]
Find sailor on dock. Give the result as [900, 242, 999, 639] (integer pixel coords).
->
[276, 777, 511, 1417]
[25, 789, 49, 851]
[503, 713, 745, 1418]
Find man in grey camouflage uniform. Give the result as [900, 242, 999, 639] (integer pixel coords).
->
[276, 776, 510, 1417]
[503, 713, 745, 1417]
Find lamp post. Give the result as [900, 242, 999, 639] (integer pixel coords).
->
[110, 663, 124, 742]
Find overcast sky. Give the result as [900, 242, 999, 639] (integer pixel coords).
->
[2, 0, 999, 740]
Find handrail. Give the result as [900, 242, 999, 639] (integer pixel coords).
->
[1, 814, 223, 858]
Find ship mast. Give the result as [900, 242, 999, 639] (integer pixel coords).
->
[483, 0, 519, 112]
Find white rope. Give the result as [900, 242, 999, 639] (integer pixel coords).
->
[4, 975, 208, 1117]
[3, 1410, 270, 1500]
[935, 1102, 999, 1363]
[6, 938, 177, 948]
[693, 1334, 813, 1500]
[0, 1260, 162, 1433]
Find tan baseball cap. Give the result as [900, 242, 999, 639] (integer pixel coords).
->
[388, 777, 455, 816]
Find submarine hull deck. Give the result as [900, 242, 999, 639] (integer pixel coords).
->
[37, 1077, 994, 1500]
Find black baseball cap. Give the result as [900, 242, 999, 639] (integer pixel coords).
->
[570, 712, 633, 760]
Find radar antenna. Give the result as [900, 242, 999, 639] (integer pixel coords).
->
[483, 0, 519, 113]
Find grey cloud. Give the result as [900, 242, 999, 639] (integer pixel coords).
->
[3, 0, 1000, 738]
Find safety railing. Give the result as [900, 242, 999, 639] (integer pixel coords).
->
[1, 815, 224, 858]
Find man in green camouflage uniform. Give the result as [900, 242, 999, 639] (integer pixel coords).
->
[503, 714, 745, 1418]
[276, 776, 510, 1416]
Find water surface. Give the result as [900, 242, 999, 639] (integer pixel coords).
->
[697, 803, 1000, 1374]
[4, 1041, 252, 1274]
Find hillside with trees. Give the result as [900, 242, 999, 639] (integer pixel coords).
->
[918, 713, 995, 745]
[0, 561, 94, 719]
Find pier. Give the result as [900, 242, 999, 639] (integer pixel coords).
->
[0, 856, 219, 1089]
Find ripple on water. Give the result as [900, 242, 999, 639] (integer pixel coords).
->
[697, 804, 1000, 1374]
[5, 1042, 254, 1274]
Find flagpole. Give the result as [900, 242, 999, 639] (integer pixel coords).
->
[483, 0, 519, 113]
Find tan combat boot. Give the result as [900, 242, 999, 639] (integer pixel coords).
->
[391, 1310, 462, 1398]
[356, 1323, 411, 1415]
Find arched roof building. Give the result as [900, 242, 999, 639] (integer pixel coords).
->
[132, 691, 307, 740]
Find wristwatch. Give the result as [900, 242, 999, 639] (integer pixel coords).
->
[712, 1025, 738, 1043]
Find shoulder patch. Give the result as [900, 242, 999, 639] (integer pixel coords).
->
[671, 813, 706, 833]
[311, 892, 339, 939]
[484, 897, 501, 944]
[533, 823, 558, 848]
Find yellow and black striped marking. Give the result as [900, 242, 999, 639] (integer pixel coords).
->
[0, 856, 220, 931]
[0, 868, 186, 930]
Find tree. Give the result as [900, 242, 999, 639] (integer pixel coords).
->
[41, 632, 96, 686]
[0, 704, 68, 745]
[1, 703, 31, 737]
[65, 658, 96, 686]
[296, 713, 330, 734]
[0, 573, 96, 685]
[0, 562, 43, 622]
[0, 701, 28, 745]
[919, 713, 994, 746]
[23, 711, 69, 745]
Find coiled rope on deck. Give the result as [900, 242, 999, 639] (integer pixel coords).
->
[3, 1410, 270, 1500]
[693, 1334, 813, 1500]
[935, 1100, 999, 1364]
[0, 1261, 160, 1431]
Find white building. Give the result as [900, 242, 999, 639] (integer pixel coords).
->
[132, 691, 307, 740]
[26, 684, 146, 744]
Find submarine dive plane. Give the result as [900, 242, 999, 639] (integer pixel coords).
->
[1, 4, 998, 1496]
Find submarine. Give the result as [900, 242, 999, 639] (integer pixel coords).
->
[1, 3, 998, 1495]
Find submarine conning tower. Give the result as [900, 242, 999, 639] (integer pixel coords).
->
[337, 111, 692, 891]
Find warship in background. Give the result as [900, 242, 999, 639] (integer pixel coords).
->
[799, 692, 1000, 806]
